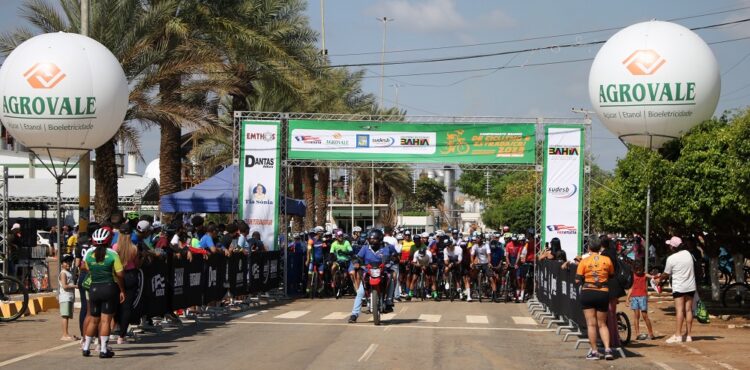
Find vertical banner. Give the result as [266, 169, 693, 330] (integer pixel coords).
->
[542, 126, 584, 260]
[239, 120, 281, 250]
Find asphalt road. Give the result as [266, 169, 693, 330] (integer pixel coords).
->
[0, 298, 682, 370]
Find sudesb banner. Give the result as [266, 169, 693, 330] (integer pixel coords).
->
[240, 120, 280, 250]
[288, 120, 535, 164]
[542, 126, 584, 260]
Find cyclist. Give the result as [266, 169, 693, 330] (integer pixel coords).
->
[462, 236, 475, 301]
[443, 238, 463, 297]
[348, 229, 398, 323]
[450, 229, 461, 247]
[81, 228, 125, 358]
[306, 227, 327, 294]
[330, 230, 352, 289]
[471, 234, 497, 297]
[398, 231, 415, 298]
[505, 235, 521, 302]
[515, 234, 530, 302]
[489, 233, 505, 290]
[410, 247, 437, 299]
[350, 226, 364, 254]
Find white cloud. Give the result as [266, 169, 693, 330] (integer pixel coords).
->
[372, 0, 467, 32]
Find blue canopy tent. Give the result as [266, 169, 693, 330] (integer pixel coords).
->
[160, 165, 305, 216]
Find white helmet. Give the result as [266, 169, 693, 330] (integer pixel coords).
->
[313, 226, 325, 233]
[352, 226, 362, 233]
[420, 232, 429, 238]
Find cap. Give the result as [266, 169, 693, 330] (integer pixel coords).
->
[119, 223, 132, 234]
[11, 223, 21, 230]
[136, 220, 152, 233]
[404, 230, 411, 236]
[61, 254, 74, 263]
[666, 236, 683, 248]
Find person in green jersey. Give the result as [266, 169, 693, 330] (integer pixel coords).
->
[81, 228, 125, 359]
[330, 230, 353, 285]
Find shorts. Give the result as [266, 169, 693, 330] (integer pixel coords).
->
[517, 263, 532, 279]
[475, 263, 492, 278]
[444, 261, 463, 276]
[335, 260, 350, 271]
[630, 296, 648, 311]
[89, 283, 118, 317]
[412, 264, 432, 275]
[580, 289, 609, 312]
[672, 290, 695, 299]
[59, 301, 73, 318]
[309, 261, 325, 273]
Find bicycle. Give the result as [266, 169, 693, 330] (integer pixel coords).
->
[0, 255, 29, 322]
[499, 266, 516, 303]
[616, 311, 632, 346]
[722, 281, 750, 309]
[471, 265, 493, 303]
[444, 268, 459, 302]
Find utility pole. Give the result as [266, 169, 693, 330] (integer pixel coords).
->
[320, 0, 327, 55]
[78, 0, 90, 248]
[390, 83, 401, 110]
[378, 17, 394, 108]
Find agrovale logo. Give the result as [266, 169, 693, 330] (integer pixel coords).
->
[24, 62, 66, 89]
[623, 49, 666, 76]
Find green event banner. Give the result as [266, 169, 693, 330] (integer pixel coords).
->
[287, 120, 536, 164]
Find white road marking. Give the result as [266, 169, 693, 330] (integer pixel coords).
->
[322, 312, 351, 320]
[229, 321, 556, 332]
[274, 310, 310, 319]
[466, 315, 489, 324]
[652, 361, 676, 370]
[693, 364, 709, 370]
[511, 316, 537, 325]
[0, 341, 79, 368]
[367, 313, 396, 322]
[358, 343, 378, 362]
[239, 310, 268, 319]
[399, 306, 409, 314]
[717, 362, 738, 370]
[418, 314, 441, 323]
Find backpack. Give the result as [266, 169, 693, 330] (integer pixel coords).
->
[615, 257, 634, 289]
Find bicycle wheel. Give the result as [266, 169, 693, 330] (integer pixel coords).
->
[0, 275, 28, 322]
[476, 272, 484, 303]
[617, 311, 631, 346]
[722, 283, 750, 309]
[418, 273, 425, 301]
[309, 272, 317, 300]
[448, 273, 456, 302]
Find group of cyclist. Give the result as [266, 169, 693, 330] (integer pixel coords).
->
[293, 224, 539, 320]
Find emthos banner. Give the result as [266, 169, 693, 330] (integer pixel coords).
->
[239, 120, 280, 250]
[287, 119, 535, 164]
[542, 126, 584, 260]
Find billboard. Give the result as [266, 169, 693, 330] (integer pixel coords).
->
[239, 120, 281, 250]
[287, 120, 535, 164]
[542, 126, 584, 260]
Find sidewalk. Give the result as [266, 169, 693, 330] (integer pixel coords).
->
[617, 291, 749, 370]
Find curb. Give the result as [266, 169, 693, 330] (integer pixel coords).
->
[1, 294, 59, 318]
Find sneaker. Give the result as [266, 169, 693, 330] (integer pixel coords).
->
[636, 333, 649, 341]
[684, 336, 692, 342]
[348, 315, 357, 323]
[117, 337, 126, 345]
[585, 350, 600, 360]
[99, 350, 115, 359]
[384, 305, 394, 313]
[432, 291, 438, 299]
[604, 349, 614, 361]
[445, 282, 450, 289]
[467, 296, 473, 302]
[82, 350, 91, 357]
[666, 335, 683, 344]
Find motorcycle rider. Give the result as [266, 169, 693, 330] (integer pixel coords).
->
[348, 229, 398, 323]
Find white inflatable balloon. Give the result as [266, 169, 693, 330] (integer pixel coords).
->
[588, 21, 720, 148]
[0, 32, 128, 159]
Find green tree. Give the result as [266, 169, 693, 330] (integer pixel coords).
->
[403, 177, 446, 211]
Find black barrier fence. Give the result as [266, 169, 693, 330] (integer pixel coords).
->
[535, 259, 586, 329]
[135, 251, 282, 317]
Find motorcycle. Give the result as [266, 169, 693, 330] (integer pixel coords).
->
[364, 262, 388, 325]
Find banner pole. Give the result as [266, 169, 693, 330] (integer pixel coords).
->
[371, 165, 375, 229]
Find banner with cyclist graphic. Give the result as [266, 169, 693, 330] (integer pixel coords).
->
[287, 119, 535, 164]
[542, 125, 585, 260]
[240, 120, 281, 250]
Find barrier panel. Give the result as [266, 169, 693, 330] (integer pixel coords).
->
[536, 259, 586, 329]
[136, 251, 281, 316]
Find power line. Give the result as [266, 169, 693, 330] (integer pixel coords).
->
[359, 35, 750, 83]
[327, 5, 750, 57]
[323, 18, 750, 69]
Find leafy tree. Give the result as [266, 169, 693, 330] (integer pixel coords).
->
[403, 177, 445, 211]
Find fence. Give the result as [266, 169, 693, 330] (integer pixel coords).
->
[136, 250, 282, 318]
[535, 259, 586, 329]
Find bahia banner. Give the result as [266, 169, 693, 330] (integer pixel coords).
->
[239, 120, 281, 250]
[287, 119, 536, 164]
[542, 126, 584, 260]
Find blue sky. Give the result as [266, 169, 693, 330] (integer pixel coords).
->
[2, 0, 750, 172]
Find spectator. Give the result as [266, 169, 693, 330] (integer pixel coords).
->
[67, 225, 79, 255]
[58, 254, 78, 341]
[575, 236, 615, 361]
[6, 223, 22, 276]
[50, 226, 59, 257]
[627, 260, 656, 341]
[249, 231, 266, 252]
[602, 235, 626, 350]
[113, 223, 140, 344]
[657, 236, 697, 344]
[237, 223, 250, 253]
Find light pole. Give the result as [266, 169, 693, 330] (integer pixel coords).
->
[378, 17, 394, 108]
[320, 0, 327, 55]
[78, 0, 91, 257]
[390, 83, 401, 110]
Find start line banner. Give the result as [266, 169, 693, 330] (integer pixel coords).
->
[542, 125, 585, 259]
[287, 119, 536, 164]
[240, 120, 281, 250]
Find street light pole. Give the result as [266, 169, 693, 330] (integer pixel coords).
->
[378, 17, 394, 108]
[78, 0, 91, 250]
[320, 0, 327, 55]
[390, 83, 401, 110]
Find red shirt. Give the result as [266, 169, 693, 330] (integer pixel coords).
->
[630, 272, 648, 297]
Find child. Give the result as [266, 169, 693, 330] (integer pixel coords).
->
[59, 254, 78, 341]
[627, 260, 655, 340]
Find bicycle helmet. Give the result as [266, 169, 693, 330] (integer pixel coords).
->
[314, 226, 325, 233]
[352, 226, 362, 233]
[420, 232, 429, 239]
[91, 227, 113, 246]
[404, 230, 411, 236]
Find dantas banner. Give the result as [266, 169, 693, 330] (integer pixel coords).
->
[287, 120, 535, 164]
